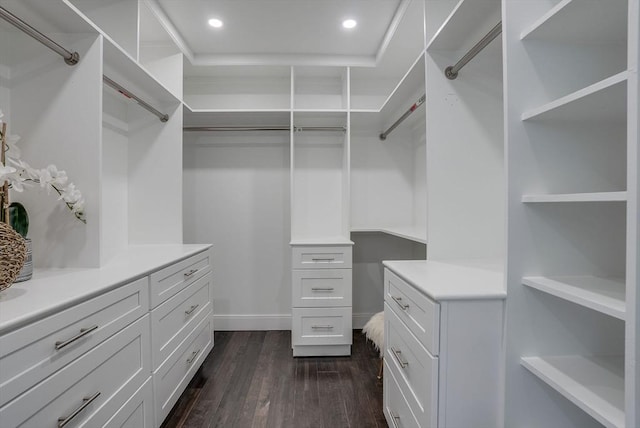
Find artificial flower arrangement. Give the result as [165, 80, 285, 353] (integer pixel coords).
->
[0, 109, 86, 226]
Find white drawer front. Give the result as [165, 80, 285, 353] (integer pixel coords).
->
[292, 307, 352, 346]
[0, 277, 149, 407]
[385, 268, 440, 355]
[150, 250, 212, 308]
[385, 302, 438, 427]
[292, 269, 352, 307]
[151, 272, 213, 369]
[291, 246, 352, 269]
[104, 378, 153, 428]
[384, 360, 420, 428]
[0, 315, 151, 428]
[154, 315, 213, 425]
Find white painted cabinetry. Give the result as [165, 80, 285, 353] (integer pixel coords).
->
[0, 245, 213, 428]
[383, 261, 505, 428]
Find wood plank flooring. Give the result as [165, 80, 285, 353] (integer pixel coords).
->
[161, 330, 388, 428]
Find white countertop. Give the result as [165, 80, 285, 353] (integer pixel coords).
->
[383, 259, 506, 301]
[0, 244, 211, 334]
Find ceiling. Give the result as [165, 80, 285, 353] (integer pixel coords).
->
[146, 0, 413, 67]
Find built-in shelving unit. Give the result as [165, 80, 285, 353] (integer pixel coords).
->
[504, 0, 638, 426]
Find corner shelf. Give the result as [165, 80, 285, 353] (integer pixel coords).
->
[521, 355, 625, 428]
[350, 227, 427, 245]
[521, 72, 627, 122]
[522, 276, 625, 320]
[520, 0, 628, 43]
[522, 191, 627, 203]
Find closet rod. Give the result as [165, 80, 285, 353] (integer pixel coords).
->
[0, 6, 79, 66]
[184, 126, 346, 132]
[379, 94, 425, 141]
[103, 76, 169, 123]
[444, 21, 502, 80]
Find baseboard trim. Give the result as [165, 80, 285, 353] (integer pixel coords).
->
[214, 312, 380, 331]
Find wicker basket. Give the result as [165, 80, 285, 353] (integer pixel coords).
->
[0, 222, 27, 291]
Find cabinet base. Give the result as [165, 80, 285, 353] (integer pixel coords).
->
[292, 344, 351, 357]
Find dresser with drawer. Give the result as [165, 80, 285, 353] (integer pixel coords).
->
[0, 245, 212, 428]
[291, 242, 353, 356]
[383, 260, 505, 428]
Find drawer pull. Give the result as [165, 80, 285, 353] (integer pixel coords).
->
[389, 410, 401, 428]
[311, 258, 335, 262]
[311, 287, 335, 292]
[184, 268, 198, 278]
[185, 304, 200, 315]
[57, 391, 101, 427]
[391, 347, 409, 368]
[187, 349, 201, 365]
[391, 295, 409, 310]
[55, 325, 99, 350]
[311, 325, 334, 330]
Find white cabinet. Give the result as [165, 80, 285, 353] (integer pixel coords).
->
[0, 245, 213, 428]
[383, 261, 504, 428]
[503, 1, 639, 427]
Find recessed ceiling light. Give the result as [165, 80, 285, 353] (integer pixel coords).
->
[342, 19, 357, 29]
[208, 18, 223, 28]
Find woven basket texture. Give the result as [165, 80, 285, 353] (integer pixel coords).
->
[0, 222, 27, 291]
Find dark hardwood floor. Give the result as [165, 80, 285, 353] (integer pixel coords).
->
[161, 330, 388, 428]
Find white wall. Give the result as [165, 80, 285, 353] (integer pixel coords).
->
[183, 133, 292, 330]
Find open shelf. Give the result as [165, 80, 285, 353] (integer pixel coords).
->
[521, 72, 627, 122]
[522, 276, 625, 320]
[427, 0, 501, 51]
[350, 227, 427, 245]
[521, 355, 624, 428]
[522, 191, 627, 203]
[521, 0, 628, 44]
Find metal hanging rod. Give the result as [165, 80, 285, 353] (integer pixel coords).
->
[103, 76, 169, 123]
[0, 6, 79, 66]
[379, 94, 425, 141]
[184, 126, 346, 132]
[445, 21, 502, 80]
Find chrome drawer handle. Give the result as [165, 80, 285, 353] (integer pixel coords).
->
[311, 258, 335, 262]
[391, 347, 409, 368]
[187, 349, 201, 365]
[57, 392, 101, 427]
[311, 287, 335, 292]
[184, 268, 198, 278]
[55, 325, 99, 350]
[391, 295, 409, 310]
[389, 410, 401, 428]
[185, 304, 200, 315]
[311, 325, 334, 330]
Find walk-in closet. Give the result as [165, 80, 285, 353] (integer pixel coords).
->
[0, 0, 638, 427]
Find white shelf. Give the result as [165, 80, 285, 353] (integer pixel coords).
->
[351, 227, 427, 244]
[521, 0, 628, 44]
[521, 72, 628, 122]
[522, 276, 625, 320]
[183, 109, 291, 128]
[427, 0, 501, 51]
[522, 191, 627, 203]
[521, 355, 625, 428]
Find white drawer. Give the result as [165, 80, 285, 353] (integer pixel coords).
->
[291, 307, 352, 346]
[292, 269, 352, 307]
[385, 302, 438, 428]
[0, 277, 149, 407]
[104, 378, 153, 428]
[151, 272, 213, 369]
[291, 246, 352, 269]
[0, 315, 151, 428]
[154, 314, 213, 425]
[385, 268, 440, 355]
[384, 360, 420, 428]
[150, 250, 212, 308]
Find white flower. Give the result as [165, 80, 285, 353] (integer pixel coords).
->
[0, 164, 16, 182]
[61, 182, 82, 204]
[5, 134, 21, 159]
[71, 197, 85, 214]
